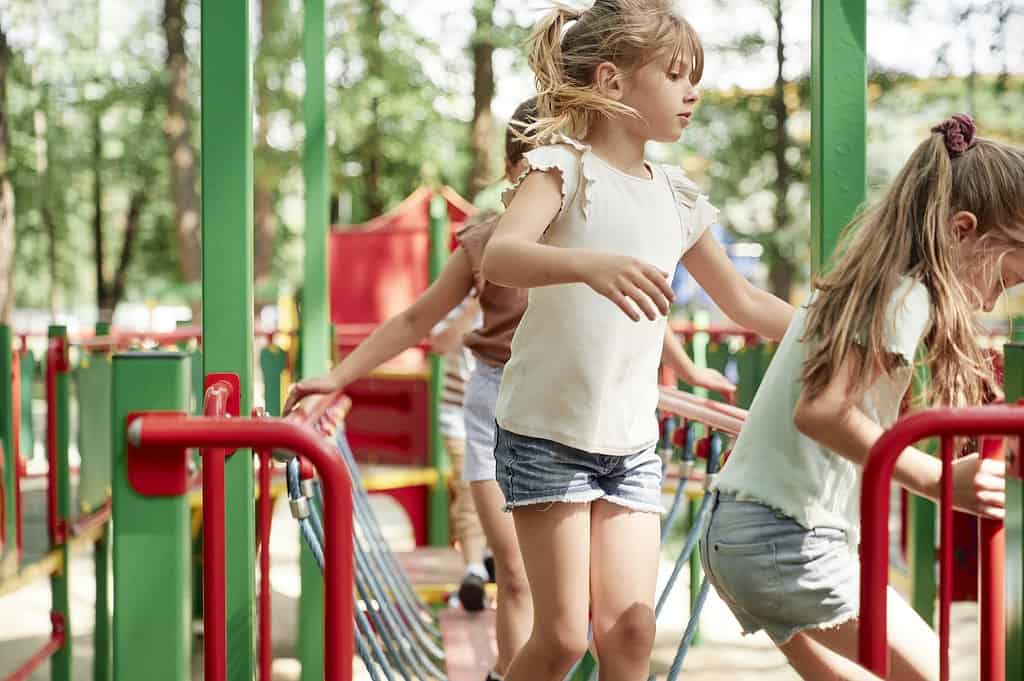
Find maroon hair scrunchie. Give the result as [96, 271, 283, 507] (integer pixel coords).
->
[931, 113, 977, 157]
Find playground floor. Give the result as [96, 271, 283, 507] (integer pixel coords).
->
[0, 484, 982, 680]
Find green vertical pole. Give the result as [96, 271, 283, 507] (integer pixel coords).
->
[93, 322, 112, 681]
[299, 0, 329, 677]
[1003, 344, 1023, 680]
[907, 360, 937, 623]
[427, 194, 451, 547]
[202, 2, 255, 679]
[260, 346, 287, 417]
[0, 325, 14, 572]
[112, 353, 191, 680]
[810, 0, 867, 275]
[20, 348, 36, 463]
[49, 325, 72, 681]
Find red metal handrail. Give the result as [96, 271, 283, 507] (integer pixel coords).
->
[859, 407, 1013, 680]
[657, 386, 745, 436]
[128, 414, 355, 681]
[668, 320, 762, 345]
[2, 612, 66, 681]
[45, 337, 68, 546]
[201, 380, 232, 681]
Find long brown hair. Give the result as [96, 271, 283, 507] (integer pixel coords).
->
[527, 0, 704, 141]
[802, 118, 1024, 407]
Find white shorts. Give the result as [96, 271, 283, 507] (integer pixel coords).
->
[462, 362, 503, 482]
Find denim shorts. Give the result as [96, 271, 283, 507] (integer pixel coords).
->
[462, 363, 503, 482]
[699, 492, 858, 645]
[493, 424, 663, 514]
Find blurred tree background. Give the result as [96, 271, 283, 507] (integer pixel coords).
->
[0, 0, 1020, 326]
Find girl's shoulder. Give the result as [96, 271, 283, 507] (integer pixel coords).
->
[501, 135, 592, 220]
[656, 164, 720, 252]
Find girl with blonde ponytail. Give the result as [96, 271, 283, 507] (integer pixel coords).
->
[482, 2, 792, 680]
[704, 114, 1021, 679]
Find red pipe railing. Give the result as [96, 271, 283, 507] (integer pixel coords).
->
[45, 337, 68, 546]
[128, 414, 355, 681]
[979, 437, 1006, 681]
[201, 380, 232, 681]
[859, 407, 1013, 680]
[254, 404, 274, 681]
[657, 386, 744, 436]
[2, 612, 66, 681]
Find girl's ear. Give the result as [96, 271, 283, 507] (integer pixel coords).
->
[951, 211, 979, 241]
[594, 61, 623, 101]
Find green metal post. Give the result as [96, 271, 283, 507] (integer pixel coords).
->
[299, 0, 329, 676]
[20, 348, 35, 463]
[0, 325, 14, 572]
[1002, 344, 1023, 679]
[202, 2, 256, 678]
[112, 353, 191, 680]
[48, 326, 72, 681]
[810, 0, 867, 275]
[907, 361, 937, 623]
[428, 194, 451, 547]
[260, 345, 288, 417]
[93, 321, 112, 681]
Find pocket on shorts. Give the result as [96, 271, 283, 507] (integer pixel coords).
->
[707, 539, 783, 613]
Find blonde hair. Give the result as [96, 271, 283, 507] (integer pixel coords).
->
[528, 0, 704, 141]
[802, 121, 1024, 408]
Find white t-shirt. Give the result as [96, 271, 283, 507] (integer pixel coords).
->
[495, 136, 718, 455]
[713, 278, 932, 545]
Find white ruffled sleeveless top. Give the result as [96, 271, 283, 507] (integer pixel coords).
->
[495, 137, 718, 455]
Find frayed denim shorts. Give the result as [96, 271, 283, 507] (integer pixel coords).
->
[493, 424, 663, 514]
[699, 491, 859, 645]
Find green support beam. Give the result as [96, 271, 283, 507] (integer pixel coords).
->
[1003, 344, 1023, 679]
[428, 194, 451, 547]
[0, 325, 14, 573]
[299, 0, 329, 677]
[112, 353, 191, 680]
[48, 326, 71, 681]
[810, 0, 867, 274]
[201, 2, 256, 679]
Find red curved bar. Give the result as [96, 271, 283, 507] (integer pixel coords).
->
[979, 437, 1006, 681]
[201, 381, 233, 681]
[659, 386, 748, 421]
[129, 415, 354, 681]
[257, 448, 273, 681]
[3, 612, 65, 681]
[71, 500, 111, 538]
[45, 338, 68, 546]
[657, 387, 745, 436]
[859, 407, 1018, 679]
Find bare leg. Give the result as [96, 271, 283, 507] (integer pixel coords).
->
[501, 503, 592, 681]
[589, 501, 661, 681]
[471, 480, 532, 675]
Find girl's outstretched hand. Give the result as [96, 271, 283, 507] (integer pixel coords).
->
[951, 453, 1006, 520]
[690, 367, 736, 401]
[283, 375, 344, 416]
[584, 253, 675, 321]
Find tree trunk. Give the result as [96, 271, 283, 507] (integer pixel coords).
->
[467, 0, 496, 200]
[92, 108, 112, 318]
[110, 190, 145, 307]
[362, 0, 385, 218]
[769, 0, 794, 301]
[0, 24, 14, 323]
[253, 0, 281, 282]
[163, 0, 201, 284]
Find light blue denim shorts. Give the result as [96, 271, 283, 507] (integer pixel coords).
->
[493, 425, 663, 514]
[462, 363, 503, 482]
[699, 492, 858, 645]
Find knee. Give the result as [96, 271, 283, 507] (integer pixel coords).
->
[495, 557, 530, 603]
[593, 607, 656, 661]
[537, 627, 589, 672]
